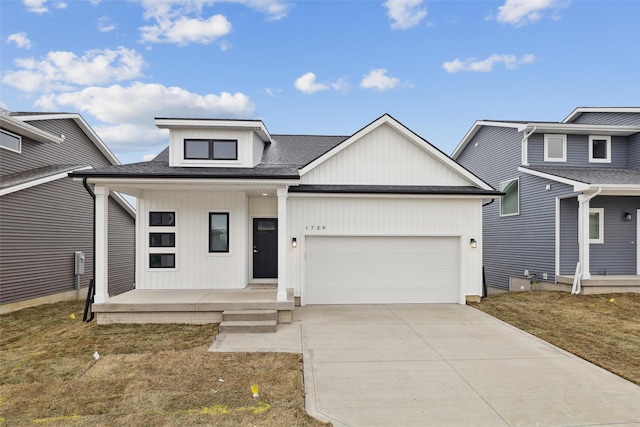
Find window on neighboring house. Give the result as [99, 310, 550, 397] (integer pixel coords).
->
[209, 213, 229, 252]
[184, 139, 237, 160]
[1, 129, 21, 153]
[589, 208, 604, 244]
[500, 178, 519, 216]
[589, 136, 611, 163]
[149, 211, 175, 226]
[149, 233, 175, 247]
[544, 134, 566, 162]
[149, 254, 175, 268]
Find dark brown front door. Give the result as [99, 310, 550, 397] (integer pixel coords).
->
[253, 218, 278, 278]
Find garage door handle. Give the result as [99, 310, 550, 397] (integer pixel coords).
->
[253, 249, 258, 253]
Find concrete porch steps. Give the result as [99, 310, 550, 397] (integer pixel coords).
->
[219, 309, 277, 333]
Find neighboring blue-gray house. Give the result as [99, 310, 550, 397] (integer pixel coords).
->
[453, 107, 640, 294]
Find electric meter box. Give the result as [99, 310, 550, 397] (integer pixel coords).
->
[75, 251, 85, 275]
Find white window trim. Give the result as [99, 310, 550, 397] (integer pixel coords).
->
[544, 134, 567, 162]
[588, 135, 611, 163]
[500, 177, 520, 217]
[589, 208, 604, 244]
[1, 129, 22, 153]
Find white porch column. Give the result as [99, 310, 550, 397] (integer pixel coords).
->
[94, 185, 109, 303]
[276, 187, 288, 302]
[578, 195, 591, 280]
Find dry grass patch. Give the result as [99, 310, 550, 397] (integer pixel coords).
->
[469, 291, 640, 385]
[0, 300, 328, 426]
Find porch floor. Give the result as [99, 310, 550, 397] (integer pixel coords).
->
[556, 275, 640, 294]
[92, 286, 295, 325]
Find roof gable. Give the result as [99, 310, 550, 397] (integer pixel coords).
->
[300, 114, 493, 189]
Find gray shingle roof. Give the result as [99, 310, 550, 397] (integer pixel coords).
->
[522, 166, 640, 185]
[2, 164, 87, 190]
[71, 134, 349, 179]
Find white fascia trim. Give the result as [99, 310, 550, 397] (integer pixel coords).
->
[0, 166, 92, 196]
[288, 192, 491, 200]
[154, 118, 271, 142]
[301, 114, 495, 191]
[451, 121, 522, 159]
[17, 114, 121, 165]
[563, 107, 640, 123]
[1, 114, 65, 144]
[517, 122, 640, 136]
[517, 166, 590, 191]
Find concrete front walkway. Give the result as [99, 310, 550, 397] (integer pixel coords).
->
[210, 304, 640, 427]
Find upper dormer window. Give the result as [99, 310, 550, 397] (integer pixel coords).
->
[184, 139, 237, 160]
[1, 129, 21, 153]
[544, 134, 566, 162]
[589, 136, 611, 163]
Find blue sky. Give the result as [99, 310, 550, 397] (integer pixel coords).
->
[2, 0, 639, 165]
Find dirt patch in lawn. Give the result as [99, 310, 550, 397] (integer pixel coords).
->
[469, 291, 640, 385]
[0, 300, 329, 426]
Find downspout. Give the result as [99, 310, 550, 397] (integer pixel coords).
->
[82, 178, 96, 322]
[573, 187, 602, 294]
[521, 126, 536, 166]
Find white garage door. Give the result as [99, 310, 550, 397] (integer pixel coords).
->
[304, 236, 460, 304]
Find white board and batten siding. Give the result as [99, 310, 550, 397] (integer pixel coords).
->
[136, 191, 249, 289]
[302, 123, 470, 186]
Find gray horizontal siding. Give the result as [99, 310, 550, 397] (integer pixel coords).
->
[571, 112, 640, 126]
[528, 133, 628, 167]
[559, 197, 579, 274]
[0, 178, 135, 304]
[590, 196, 637, 275]
[0, 178, 94, 304]
[1, 118, 111, 176]
[108, 198, 135, 296]
[629, 133, 640, 169]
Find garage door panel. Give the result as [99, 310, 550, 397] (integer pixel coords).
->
[304, 236, 460, 304]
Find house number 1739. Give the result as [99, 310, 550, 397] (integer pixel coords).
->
[305, 225, 326, 231]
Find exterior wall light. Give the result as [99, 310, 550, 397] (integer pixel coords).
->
[624, 212, 632, 221]
[291, 237, 297, 248]
[469, 238, 477, 249]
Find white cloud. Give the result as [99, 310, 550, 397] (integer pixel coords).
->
[219, 40, 232, 51]
[34, 82, 255, 150]
[230, 0, 291, 21]
[54, 2, 67, 9]
[7, 32, 32, 49]
[23, 0, 48, 13]
[384, 0, 427, 30]
[140, 14, 232, 45]
[2, 47, 146, 93]
[294, 72, 329, 94]
[360, 69, 400, 91]
[98, 16, 116, 33]
[442, 54, 536, 73]
[497, 0, 568, 26]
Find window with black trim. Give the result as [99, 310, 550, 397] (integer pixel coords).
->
[150, 233, 175, 247]
[150, 211, 175, 226]
[184, 139, 237, 160]
[149, 254, 175, 268]
[209, 213, 229, 252]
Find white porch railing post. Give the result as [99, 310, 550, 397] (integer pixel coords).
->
[276, 187, 289, 302]
[94, 185, 110, 303]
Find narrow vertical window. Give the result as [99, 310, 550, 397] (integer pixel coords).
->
[589, 208, 604, 244]
[500, 178, 519, 216]
[209, 213, 229, 252]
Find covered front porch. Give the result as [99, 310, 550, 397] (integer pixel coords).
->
[92, 285, 295, 325]
[556, 275, 640, 294]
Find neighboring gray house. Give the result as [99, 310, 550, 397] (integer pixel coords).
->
[0, 111, 136, 313]
[453, 107, 640, 294]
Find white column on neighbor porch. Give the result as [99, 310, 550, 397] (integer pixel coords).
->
[276, 187, 288, 302]
[578, 194, 591, 280]
[94, 185, 110, 303]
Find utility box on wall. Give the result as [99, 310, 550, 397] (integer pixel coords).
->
[75, 251, 85, 275]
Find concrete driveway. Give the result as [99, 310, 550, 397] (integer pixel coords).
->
[211, 304, 640, 427]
